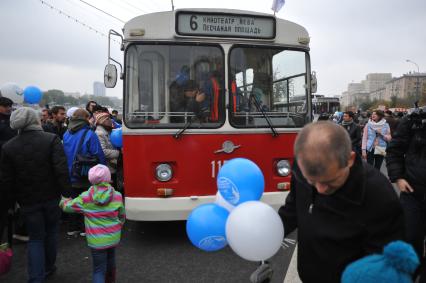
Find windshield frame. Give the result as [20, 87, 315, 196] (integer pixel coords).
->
[123, 41, 226, 130]
[228, 44, 311, 129]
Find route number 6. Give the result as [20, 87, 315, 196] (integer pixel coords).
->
[190, 15, 198, 31]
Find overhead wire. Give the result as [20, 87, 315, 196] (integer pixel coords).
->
[131, 0, 165, 13]
[76, 0, 125, 23]
[120, 0, 150, 13]
[105, 0, 150, 15]
[37, 0, 121, 44]
[63, 0, 121, 29]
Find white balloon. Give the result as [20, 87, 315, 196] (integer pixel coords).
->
[0, 83, 23, 103]
[226, 201, 284, 261]
[215, 191, 235, 212]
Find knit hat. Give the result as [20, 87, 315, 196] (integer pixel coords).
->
[94, 112, 110, 126]
[88, 164, 111, 185]
[342, 241, 419, 283]
[10, 107, 42, 131]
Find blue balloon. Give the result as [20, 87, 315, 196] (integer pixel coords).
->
[110, 127, 122, 148]
[186, 203, 229, 252]
[217, 158, 264, 206]
[23, 86, 42, 104]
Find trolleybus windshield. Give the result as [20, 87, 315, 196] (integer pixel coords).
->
[229, 46, 310, 128]
[124, 43, 224, 129]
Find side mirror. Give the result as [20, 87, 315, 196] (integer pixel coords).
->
[104, 64, 118, 88]
[311, 71, 317, 93]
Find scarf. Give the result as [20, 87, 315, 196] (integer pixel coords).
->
[367, 118, 386, 131]
[341, 120, 353, 126]
[68, 118, 89, 134]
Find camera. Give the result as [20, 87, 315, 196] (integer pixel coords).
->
[409, 101, 426, 130]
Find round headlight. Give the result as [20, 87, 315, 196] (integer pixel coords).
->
[276, 160, 291, 177]
[156, 164, 173, 182]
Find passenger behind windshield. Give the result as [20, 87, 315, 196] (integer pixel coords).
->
[250, 88, 269, 112]
[170, 79, 206, 122]
[183, 80, 206, 115]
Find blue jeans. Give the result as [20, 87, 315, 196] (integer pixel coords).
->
[91, 247, 116, 283]
[21, 198, 61, 283]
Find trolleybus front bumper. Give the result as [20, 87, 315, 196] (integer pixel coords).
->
[125, 191, 288, 221]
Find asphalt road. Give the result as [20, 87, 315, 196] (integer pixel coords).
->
[3, 220, 297, 283]
[2, 162, 396, 283]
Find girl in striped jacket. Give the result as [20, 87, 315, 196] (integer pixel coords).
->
[60, 164, 125, 283]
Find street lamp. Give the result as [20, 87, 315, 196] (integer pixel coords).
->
[406, 59, 420, 102]
[406, 59, 419, 73]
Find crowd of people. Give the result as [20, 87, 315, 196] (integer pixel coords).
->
[0, 97, 124, 283]
[320, 109, 404, 169]
[2, 92, 426, 283]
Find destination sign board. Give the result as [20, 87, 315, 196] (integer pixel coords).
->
[176, 11, 276, 39]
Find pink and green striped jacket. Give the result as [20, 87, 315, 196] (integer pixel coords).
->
[60, 183, 125, 249]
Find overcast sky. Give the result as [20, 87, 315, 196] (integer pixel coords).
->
[1, 0, 425, 98]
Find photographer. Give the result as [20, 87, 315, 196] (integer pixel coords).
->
[386, 107, 426, 282]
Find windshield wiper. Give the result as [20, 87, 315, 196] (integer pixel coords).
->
[250, 95, 278, 137]
[173, 116, 194, 139]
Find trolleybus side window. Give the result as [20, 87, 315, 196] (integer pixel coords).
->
[124, 44, 224, 128]
[229, 46, 309, 128]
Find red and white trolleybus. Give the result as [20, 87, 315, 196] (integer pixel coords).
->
[104, 8, 317, 221]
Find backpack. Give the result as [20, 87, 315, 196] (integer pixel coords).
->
[71, 129, 99, 185]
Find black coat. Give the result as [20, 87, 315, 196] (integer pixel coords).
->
[42, 121, 67, 140]
[0, 130, 71, 206]
[385, 116, 399, 135]
[278, 156, 404, 283]
[342, 122, 361, 150]
[386, 115, 426, 193]
[0, 113, 16, 151]
[0, 113, 17, 214]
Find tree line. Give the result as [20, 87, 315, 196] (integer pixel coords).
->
[354, 92, 426, 111]
[39, 89, 122, 108]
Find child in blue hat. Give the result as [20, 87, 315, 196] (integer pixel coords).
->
[342, 241, 419, 283]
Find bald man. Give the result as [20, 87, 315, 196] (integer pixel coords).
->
[278, 121, 404, 283]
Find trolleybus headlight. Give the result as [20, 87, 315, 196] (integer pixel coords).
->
[276, 160, 291, 177]
[156, 164, 173, 182]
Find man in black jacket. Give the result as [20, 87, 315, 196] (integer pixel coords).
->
[279, 121, 404, 283]
[0, 107, 70, 282]
[386, 111, 426, 282]
[42, 105, 67, 140]
[341, 111, 361, 155]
